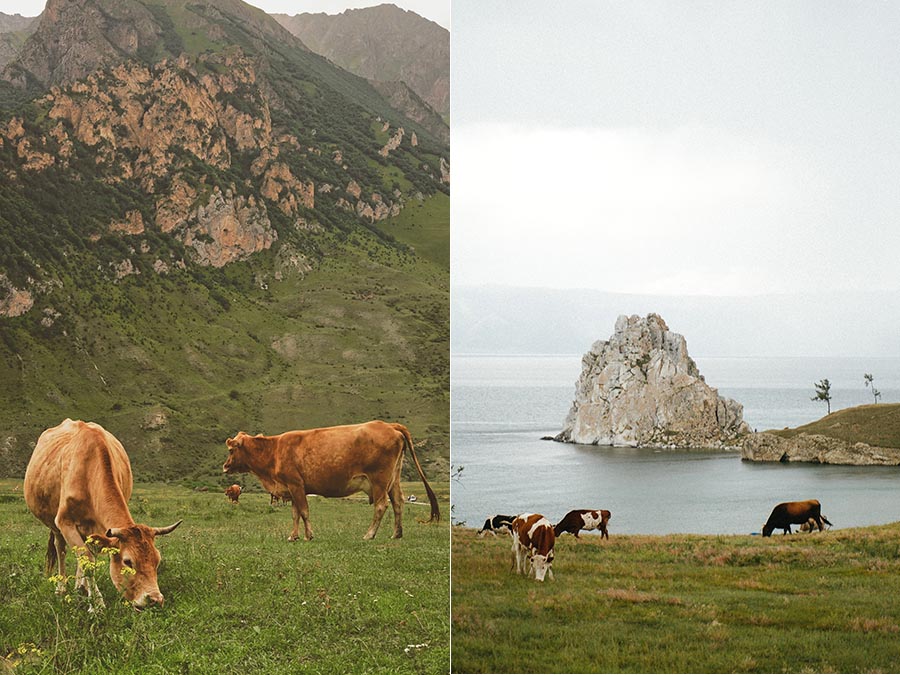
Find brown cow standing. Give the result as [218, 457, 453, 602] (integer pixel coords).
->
[511, 513, 556, 581]
[554, 509, 611, 539]
[762, 499, 833, 536]
[24, 419, 182, 610]
[223, 421, 439, 541]
[225, 484, 241, 504]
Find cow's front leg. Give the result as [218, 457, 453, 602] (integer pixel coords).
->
[288, 488, 313, 541]
[55, 516, 105, 610]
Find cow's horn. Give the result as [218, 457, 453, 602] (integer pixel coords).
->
[153, 520, 183, 536]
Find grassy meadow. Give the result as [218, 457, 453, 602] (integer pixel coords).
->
[452, 523, 900, 673]
[0, 479, 449, 674]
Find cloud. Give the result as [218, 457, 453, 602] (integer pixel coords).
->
[452, 123, 827, 295]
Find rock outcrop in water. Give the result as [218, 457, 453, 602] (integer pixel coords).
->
[556, 313, 750, 448]
[741, 432, 900, 465]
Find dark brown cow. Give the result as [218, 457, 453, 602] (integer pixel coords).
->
[225, 484, 241, 504]
[511, 513, 555, 581]
[223, 421, 439, 541]
[762, 499, 833, 536]
[23, 419, 182, 610]
[554, 509, 611, 539]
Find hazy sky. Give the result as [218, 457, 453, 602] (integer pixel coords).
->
[2, 0, 449, 29]
[452, 2, 900, 296]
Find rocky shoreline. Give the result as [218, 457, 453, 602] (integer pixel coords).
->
[741, 432, 900, 466]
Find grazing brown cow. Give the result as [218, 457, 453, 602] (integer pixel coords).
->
[269, 491, 292, 506]
[511, 513, 556, 582]
[223, 421, 439, 541]
[554, 509, 611, 540]
[762, 499, 833, 536]
[225, 484, 242, 504]
[24, 419, 182, 610]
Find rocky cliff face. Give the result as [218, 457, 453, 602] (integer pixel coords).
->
[741, 432, 900, 466]
[556, 314, 749, 448]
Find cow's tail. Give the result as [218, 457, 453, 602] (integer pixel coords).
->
[395, 424, 440, 523]
[45, 531, 57, 577]
[822, 515, 834, 528]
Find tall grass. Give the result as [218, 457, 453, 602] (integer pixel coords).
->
[452, 524, 900, 673]
[0, 480, 449, 674]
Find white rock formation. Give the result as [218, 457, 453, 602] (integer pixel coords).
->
[556, 313, 749, 448]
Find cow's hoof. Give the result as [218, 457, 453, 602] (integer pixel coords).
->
[288, 535, 298, 542]
[363, 533, 375, 540]
[391, 530, 403, 539]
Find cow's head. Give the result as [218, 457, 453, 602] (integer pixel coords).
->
[89, 520, 182, 609]
[530, 551, 554, 582]
[223, 432, 254, 474]
[761, 523, 773, 537]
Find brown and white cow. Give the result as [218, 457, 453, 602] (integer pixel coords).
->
[223, 421, 439, 541]
[554, 509, 611, 540]
[24, 419, 182, 610]
[225, 484, 241, 504]
[511, 513, 556, 582]
[762, 499, 833, 536]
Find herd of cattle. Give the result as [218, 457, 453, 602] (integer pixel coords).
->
[479, 499, 834, 582]
[22, 418, 440, 610]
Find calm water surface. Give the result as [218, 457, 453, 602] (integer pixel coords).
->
[451, 355, 900, 534]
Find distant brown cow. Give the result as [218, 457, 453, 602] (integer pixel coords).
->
[223, 421, 439, 541]
[269, 492, 292, 506]
[800, 515, 832, 533]
[225, 484, 241, 504]
[554, 509, 611, 539]
[511, 513, 555, 582]
[762, 499, 833, 536]
[24, 419, 182, 610]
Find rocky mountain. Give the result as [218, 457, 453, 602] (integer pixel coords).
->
[273, 4, 449, 124]
[0, 0, 449, 483]
[556, 314, 749, 448]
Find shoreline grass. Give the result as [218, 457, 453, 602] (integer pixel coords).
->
[451, 523, 900, 673]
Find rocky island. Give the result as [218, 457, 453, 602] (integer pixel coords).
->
[555, 313, 749, 448]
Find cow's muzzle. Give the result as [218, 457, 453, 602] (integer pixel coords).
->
[133, 590, 164, 611]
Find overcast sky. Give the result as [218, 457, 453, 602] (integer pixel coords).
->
[2, 0, 449, 29]
[452, 1, 900, 296]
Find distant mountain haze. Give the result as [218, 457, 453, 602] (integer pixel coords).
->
[273, 4, 449, 122]
[0, 12, 37, 71]
[452, 286, 900, 358]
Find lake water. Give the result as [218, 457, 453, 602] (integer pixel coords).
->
[451, 355, 900, 535]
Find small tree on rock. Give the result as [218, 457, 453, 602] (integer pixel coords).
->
[864, 373, 882, 404]
[812, 378, 832, 415]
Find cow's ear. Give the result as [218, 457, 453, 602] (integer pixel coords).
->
[226, 436, 238, 449]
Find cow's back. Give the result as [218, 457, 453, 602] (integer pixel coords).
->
[277, 420, 404, 494]
[25, 419, 133, 529]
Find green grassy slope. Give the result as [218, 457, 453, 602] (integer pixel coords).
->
[0, 195, 448, 482]
[452, 525, 900, 673]
[769, 402, 900, 448]
[0, 479, 449, 674]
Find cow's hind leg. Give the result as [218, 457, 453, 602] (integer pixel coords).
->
[288, 488, 313, 542]
[50, 530, 68, 594]
[364, 485, 390, 540]
[387, 480, 403, 539]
